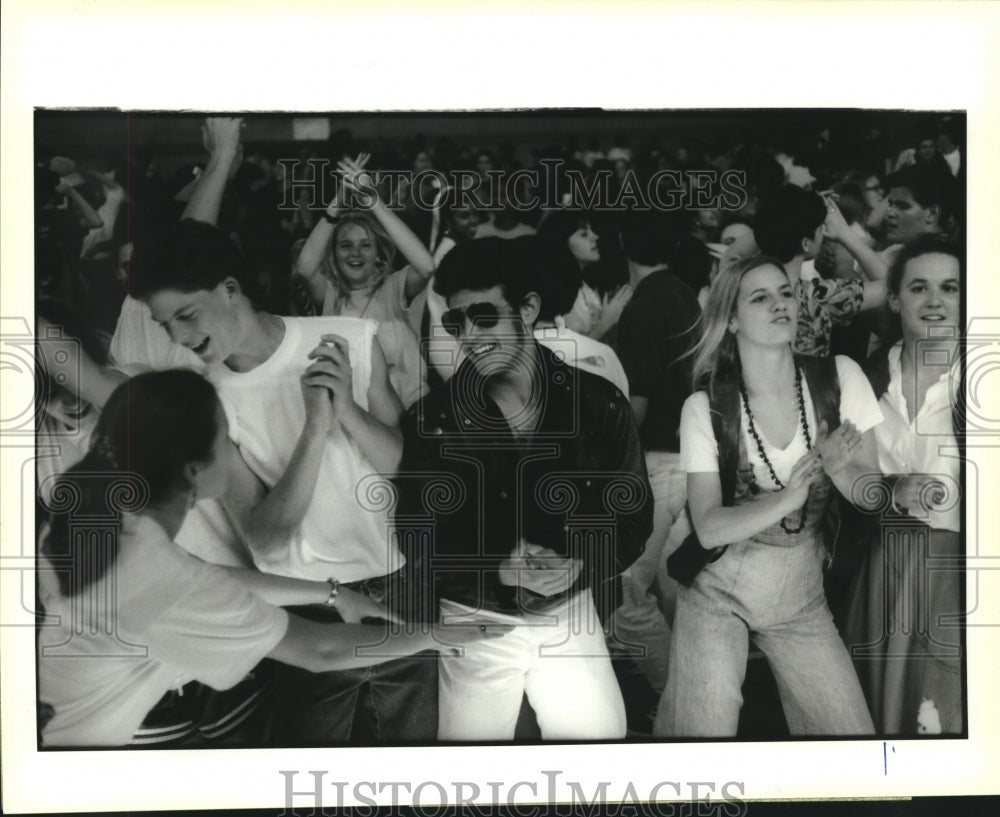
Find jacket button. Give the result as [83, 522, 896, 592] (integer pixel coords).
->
[500, 491, 508, 499]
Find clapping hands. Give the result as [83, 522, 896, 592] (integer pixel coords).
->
[338, 153, 378, 208]
[814, 419, 863, 476]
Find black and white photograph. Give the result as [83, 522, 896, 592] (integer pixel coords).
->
[3, 2, 1000, 815]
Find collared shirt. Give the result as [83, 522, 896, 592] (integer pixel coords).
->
[873, 341, 961, 532]
[394, 343, 652, 616]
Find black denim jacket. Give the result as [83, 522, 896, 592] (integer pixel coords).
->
[393, 343, 652, 620]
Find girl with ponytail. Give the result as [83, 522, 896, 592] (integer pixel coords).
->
[37, 370, 509, 746]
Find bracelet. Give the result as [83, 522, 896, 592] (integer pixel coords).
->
[324, 578, 340, 607]
[323, 211, 339, 225]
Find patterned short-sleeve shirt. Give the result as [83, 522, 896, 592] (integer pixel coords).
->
[794, 277, 864, 357]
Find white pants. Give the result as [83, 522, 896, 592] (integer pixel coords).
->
[438, 591, 627, 741]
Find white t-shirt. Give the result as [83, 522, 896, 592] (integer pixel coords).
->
[38, 514, 288, 747]
[534, 324, 629, 396]
[211, 315, 404, 583]
[681, 356, 883, 488]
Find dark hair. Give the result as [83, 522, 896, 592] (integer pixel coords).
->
[41, 370, 221, 596]
[619, 209, 686, 266]
[830, 181, 865, 225]
[433, 236, 538, 311]
[129, 219, 247, 301]
[886, 234, 964, 297]
[880, 234, 964, 349]
[669, 236, 713, 297]
[752, 185, 827, 263]
[35, 166, 61, 208]
[508, 236, 582, 322]
[536, 208, 593, 247]
[885, 164, 959, 227]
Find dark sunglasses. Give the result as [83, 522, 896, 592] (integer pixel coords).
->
[441, 302, 510, 338]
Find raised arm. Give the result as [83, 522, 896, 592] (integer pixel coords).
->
[292, 182, 347, 307]
[79, 168, 127, 258]
[339, 153, 436, 304]
[822, 193, 888, 311]
[181, 116, 243, 226]
[59, 181, 104, 230]
[36, 315, 126, 409]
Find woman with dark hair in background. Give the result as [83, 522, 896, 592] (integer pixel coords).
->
[37, 370, 508, 747]
[845, 236, 964, 735]
[538, 207, 632, 342]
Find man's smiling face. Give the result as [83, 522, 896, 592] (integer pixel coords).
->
[147, 282, 241, 365]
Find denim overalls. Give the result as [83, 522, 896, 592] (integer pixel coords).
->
[653, 382, 875, 737]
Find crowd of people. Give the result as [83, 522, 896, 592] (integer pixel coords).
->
[33, 111, 965, 746]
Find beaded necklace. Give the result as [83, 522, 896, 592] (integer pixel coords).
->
[740, 364, 814, 534]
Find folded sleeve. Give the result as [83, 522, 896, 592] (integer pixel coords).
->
[680, 391, 719, 473]
[835, 355, 884, 433]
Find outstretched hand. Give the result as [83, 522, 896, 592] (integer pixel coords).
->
[202, 117, 244, 158]
[821, 192, 853, 244]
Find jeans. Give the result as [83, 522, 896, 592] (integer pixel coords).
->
[609, 451, 687, 693]
[653, 531, 874, 737]
[272, 569, 438, 745]
[438, 591, 626, 741]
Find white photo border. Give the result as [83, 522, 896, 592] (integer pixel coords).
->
[3, 0, 1000, 813]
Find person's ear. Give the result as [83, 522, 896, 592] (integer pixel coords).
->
[925, 204, 942, 227]
[519, 292, 541, 328]
[220, 277, 242, 302]
[888, 292, 900, 313]
[728, 317, 738, 334]
[183, 460, 201, 487]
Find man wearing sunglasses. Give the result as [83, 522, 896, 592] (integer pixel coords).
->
[394, 237, 653, 741]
